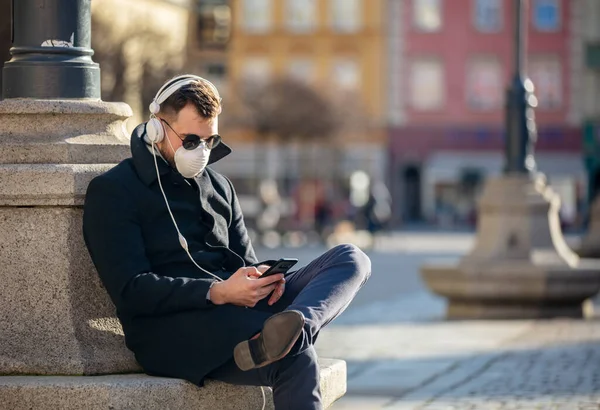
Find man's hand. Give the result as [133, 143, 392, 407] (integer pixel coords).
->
[209, 266, 284, 307]
[267, 279, 286, 306]
[252, 265, 286, 306]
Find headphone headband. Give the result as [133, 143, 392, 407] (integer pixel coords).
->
[149, 74, 221, 115]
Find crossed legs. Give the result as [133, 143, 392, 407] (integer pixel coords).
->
[207, 244, 371, 410]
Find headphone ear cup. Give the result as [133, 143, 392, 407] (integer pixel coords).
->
[146, 117, 164, 144]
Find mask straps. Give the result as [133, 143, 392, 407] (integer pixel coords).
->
[158, 118, 178, 157]
[165, 128, 178, 157]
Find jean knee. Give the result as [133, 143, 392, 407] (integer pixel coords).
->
[332, 243, 371, 281]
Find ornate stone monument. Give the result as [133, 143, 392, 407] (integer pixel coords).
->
[420, 0, 600, 319]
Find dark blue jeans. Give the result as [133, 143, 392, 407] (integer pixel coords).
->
[207, 244, 372, 410]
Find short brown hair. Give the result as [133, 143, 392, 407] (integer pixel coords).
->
[160, 79, 222, 121]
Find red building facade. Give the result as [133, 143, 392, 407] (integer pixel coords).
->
[387, 0, 584, 227]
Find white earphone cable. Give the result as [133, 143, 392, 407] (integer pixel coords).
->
[151, 142, 223, 283]
[260, 386, 266, 410]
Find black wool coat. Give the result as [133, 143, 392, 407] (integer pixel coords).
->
[83, 123, 274, 385]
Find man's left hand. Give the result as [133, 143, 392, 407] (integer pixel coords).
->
[250, 265, 286, 306]
[267, 279, 285, 306]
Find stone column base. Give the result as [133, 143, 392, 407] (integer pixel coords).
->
[422, 263, 599, 319]
[0, 99, 137, 374]
[447, 301, 583, 319]
[420, 175, 600, 320]
[0, 207, 140, 374]
[0, 359, 346, 410]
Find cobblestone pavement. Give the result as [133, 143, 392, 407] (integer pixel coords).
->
[390, 320, 600, 410]
[321, 320, 600, 409]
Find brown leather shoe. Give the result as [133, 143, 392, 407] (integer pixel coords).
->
[234, 310, 305, 371]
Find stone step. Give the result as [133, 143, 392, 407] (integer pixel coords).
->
[0, 358, 345, 410]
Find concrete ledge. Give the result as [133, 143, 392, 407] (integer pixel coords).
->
[0, 359, 346, 410]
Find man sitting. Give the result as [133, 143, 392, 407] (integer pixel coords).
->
[83, 75, 371, 410]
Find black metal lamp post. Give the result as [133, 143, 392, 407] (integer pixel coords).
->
[2, 0, 99, 99]
[504, 0, 537, 175]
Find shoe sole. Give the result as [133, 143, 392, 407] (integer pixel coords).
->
[234, 310, 305, 371]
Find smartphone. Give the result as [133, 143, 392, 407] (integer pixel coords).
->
[260, 258, 298, 278]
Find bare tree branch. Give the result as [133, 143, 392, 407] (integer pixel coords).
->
[236, 77, 343, 143]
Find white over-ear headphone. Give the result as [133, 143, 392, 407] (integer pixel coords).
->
[146, 74, 222, 145]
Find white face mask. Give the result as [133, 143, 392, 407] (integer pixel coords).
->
[165, 133, 211, 178]
[174, 143, 211, 178]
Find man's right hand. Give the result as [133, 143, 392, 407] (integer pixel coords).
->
[209, 267, 284, 307]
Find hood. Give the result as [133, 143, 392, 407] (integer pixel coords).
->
[130, 122, 232, 186]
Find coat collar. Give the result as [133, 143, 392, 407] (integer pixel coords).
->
[131, 122, 232, 186]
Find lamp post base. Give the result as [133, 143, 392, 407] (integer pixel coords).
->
[421, 175, 600, 320]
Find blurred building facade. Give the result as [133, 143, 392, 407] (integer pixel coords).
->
[91, 0, 191, 129]
[387, 0, 586, 229]
[187, 0, 229, 92]
[187, 0, 388, 231]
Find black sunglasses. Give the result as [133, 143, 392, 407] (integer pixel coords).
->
[161, 119, 221, 150]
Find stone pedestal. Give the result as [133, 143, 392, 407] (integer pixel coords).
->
[578, 196, 600, 258]
[0, 360, 347, 410]
[421, 175, 600, 319]
[0, 99, 139, 374]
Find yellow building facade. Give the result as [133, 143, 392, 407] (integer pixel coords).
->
[186, 0, 390, 219]
[186, 0, 391, 229]
[188, 0, 387, 143]
[229, 0, 386, 131]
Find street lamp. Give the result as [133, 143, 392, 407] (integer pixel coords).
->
[504, 0, 536, 175]
[2, 0, 100, 99]
[420, 0, 600, 319]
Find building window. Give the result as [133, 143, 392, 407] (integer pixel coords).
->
[285, 0, 317, 33]
[533, 0, 560, 32]
[288, 58, 315, 83]
[207, 63, 227, 77]
[474, 0, 502, 33]
[413, 0, 442, 32]
[330, 0, 361, 33]
[204, 63, 227, 90]
[410, 58, 444, 111]
[529, 55, 562, 110]
[242, 0, 272, 34]
[242, 57, 272, 86]
[196, 1, 231, 50]
[331, 58, 361, 91]
[467, 58, 503, 111]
